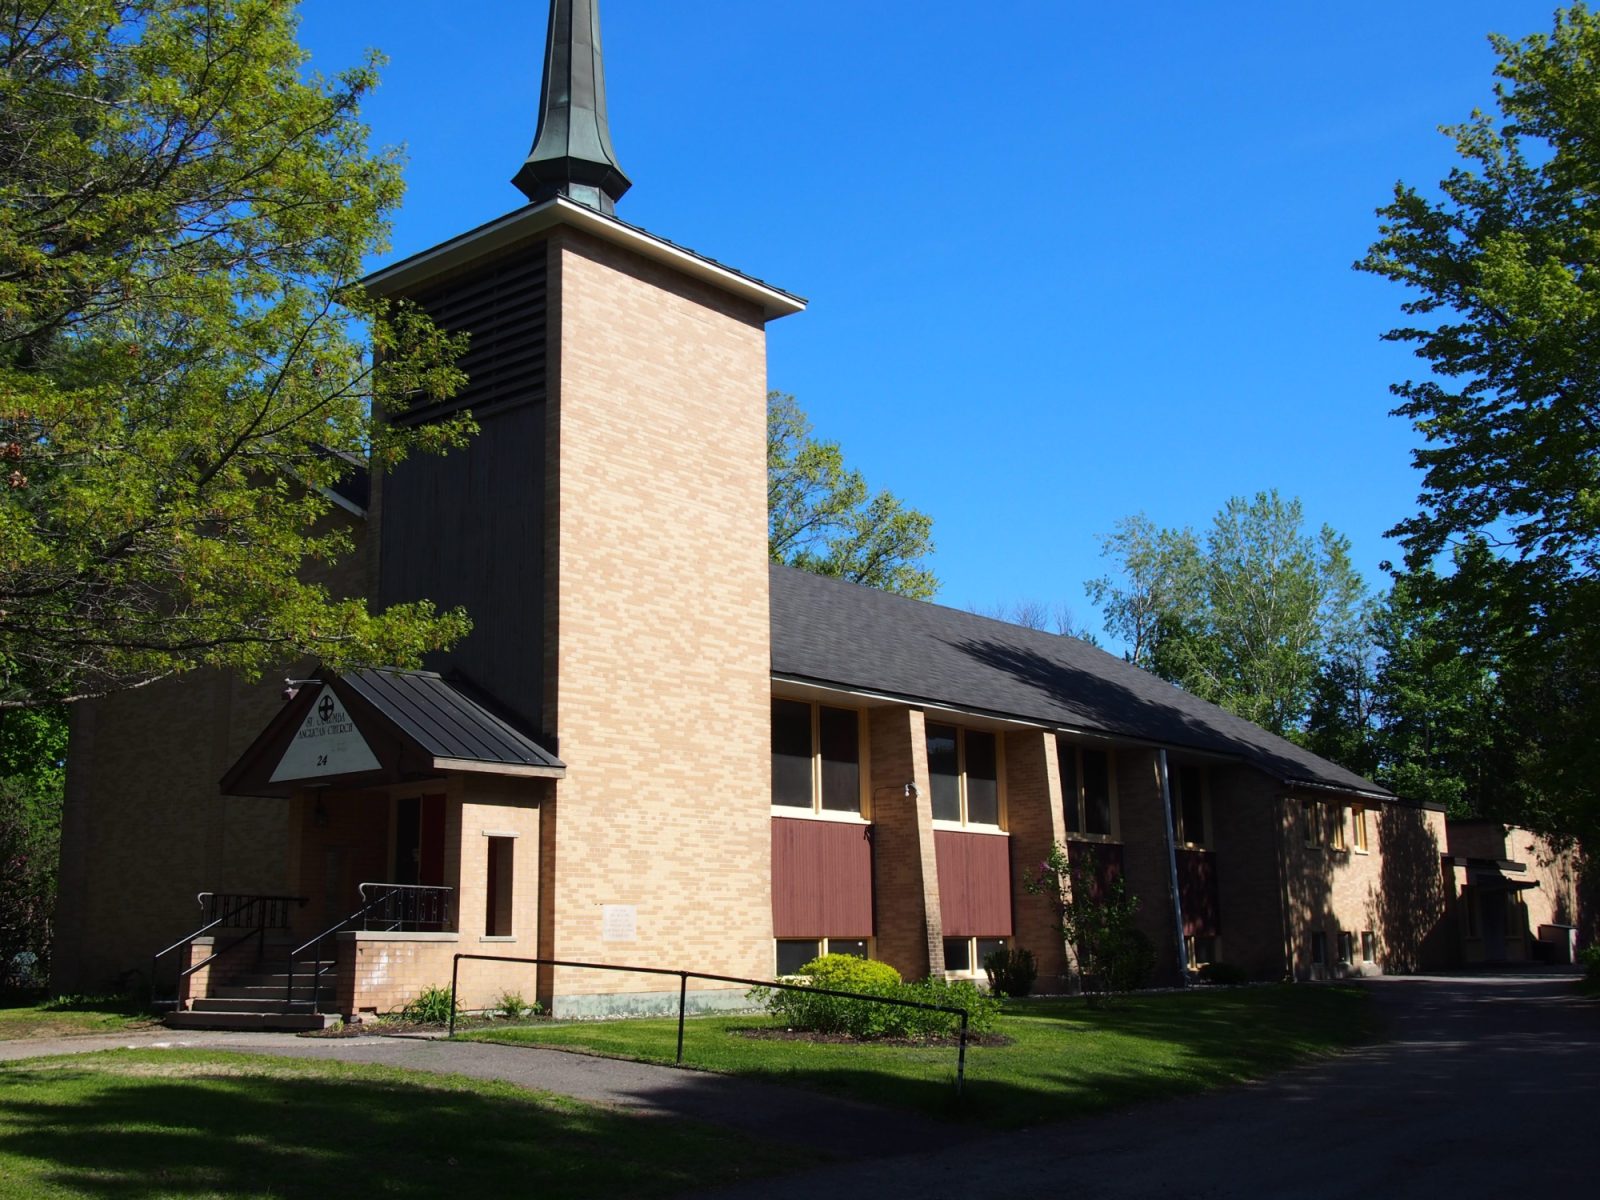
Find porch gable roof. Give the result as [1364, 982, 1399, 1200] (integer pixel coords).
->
[221, 668, 565, 798]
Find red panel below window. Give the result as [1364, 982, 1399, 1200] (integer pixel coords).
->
[935, 830, 1013, 938]
[771, 818, 874, 938]
[1177, 848, 1220, 937]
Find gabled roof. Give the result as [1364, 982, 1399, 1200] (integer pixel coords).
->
[221, 668, 564, 798]
[339, 669, 563, 774]
[769, 564, 1394, 801]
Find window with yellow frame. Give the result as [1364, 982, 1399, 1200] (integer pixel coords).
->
[1057, 736, 1117, 840]
[771, 698, 868, 819]
[925, 723, 1004, 829]
[1352, 803, 1370, 853]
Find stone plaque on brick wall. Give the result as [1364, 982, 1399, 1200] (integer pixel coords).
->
[270, 685, 381, 782]
[601, 905, 637, 943]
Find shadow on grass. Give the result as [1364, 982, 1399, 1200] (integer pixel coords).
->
[0, 1051, 802, 1199]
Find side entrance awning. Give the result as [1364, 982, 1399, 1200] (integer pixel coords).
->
[221, 668, 565, 798]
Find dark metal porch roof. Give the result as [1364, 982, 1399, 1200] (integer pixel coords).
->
[340, 669, 564, 773]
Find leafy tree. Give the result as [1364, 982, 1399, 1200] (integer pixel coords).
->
[1088, 492, 1367, 738]
[1357, 3, 1600, 841]
[0, 706, 64, 987]
[0, 0, 473, 710]
[1086, 514, 1199, 670]
[767, 392, 937, 598]
[1027, 843, 1154, 999]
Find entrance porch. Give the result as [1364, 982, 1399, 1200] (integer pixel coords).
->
[160, 669, 563, 1029]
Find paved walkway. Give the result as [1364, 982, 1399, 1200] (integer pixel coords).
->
[4, 974, 1595, 1195]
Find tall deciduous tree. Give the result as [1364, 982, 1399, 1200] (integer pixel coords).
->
[767, 392, 937, 599]
[1357, 3, 1600, 840]
[0, 0, 472, 709]
[1088, 492, 1367, 739]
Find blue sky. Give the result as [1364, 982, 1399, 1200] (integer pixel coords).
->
[299, 0, 1555, 631]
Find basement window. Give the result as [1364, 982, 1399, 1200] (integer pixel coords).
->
[774, 938, 869, 976]
[944, 936, 1008, 977]
[485, 836, 515, 937]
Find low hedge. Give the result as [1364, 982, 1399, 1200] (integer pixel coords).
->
[751, 954, 999, 1039]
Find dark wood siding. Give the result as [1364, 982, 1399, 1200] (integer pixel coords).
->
[935, 831, 1012, 937]
[378, 241, 549, 734]
[771, 818, 873, 938]
[1177, 848, 1220, 937]
[401, 241, 548, 425]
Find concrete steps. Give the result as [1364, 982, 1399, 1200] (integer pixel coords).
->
[164, 1009, 337, 1032]
[164, 953, 340, 1032]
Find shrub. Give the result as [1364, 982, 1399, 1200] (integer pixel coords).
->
[751, 955, 998, 1039]
[1198, 961, 1250, 986]
[495, 991, 542, 1019]
[983, 946, 1037, 998]
[1580, 944, 1600, 984]
[896, 976, 1001, 1037]
[401, 985, 458, 1025]
[755, 954, 904, 1037]
[1104, 927, 1156, 993]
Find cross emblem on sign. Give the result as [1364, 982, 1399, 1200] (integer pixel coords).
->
[318, 694, 336, 723]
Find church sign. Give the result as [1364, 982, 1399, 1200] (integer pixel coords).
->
[270, 685, 381, 783]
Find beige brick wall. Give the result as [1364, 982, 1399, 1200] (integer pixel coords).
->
[867, 706, 942, 980]
[1281, 796, 1448, 977]
[1004, 730, 1068, 989]
[538, 228, 772, 1013]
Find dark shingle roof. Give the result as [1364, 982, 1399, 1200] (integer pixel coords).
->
[769, 564, 1391, 799]
[342, 668, 563, 772]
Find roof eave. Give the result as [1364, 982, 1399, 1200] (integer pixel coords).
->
[361, 197, 806, 322]
[431, 756, 565, 780]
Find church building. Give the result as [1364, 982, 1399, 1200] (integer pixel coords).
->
[53, 0, 1480, 1028]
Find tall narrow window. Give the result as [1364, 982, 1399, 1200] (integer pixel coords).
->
[926, 723, 962, 823]
[1352, 804, 1369, 853]
[818, 707, 861, 813]
[771, 699, 813, 809]
[1082, 749, 1112, 837]
[1058, 739, 1081, 834]
[1303, 800, 1323, 848]
[1171, 764, 1206, 846]
[1331, 807, 1348, 852]
[965, 731, 1000, 826]
[485, 837, 515, 937]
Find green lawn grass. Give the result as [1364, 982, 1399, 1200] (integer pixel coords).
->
[0, 996, 156, 1042]
[0, 1049, 816, 1199]
[463, 984, 1375, 1129]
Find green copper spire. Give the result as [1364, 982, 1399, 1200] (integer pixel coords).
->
[513, 0, 631, 214]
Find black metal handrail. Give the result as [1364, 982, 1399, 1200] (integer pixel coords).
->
[449, 954, 974, 1096]
[150, 893, 306, 1012]
[287, 883, 455, 1014]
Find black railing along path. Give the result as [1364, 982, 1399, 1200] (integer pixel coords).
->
[288, 883, 454, 1014]
[151, 893, 306, 1012]
[450, 953, 974, 1096]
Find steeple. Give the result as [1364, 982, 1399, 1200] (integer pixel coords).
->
[513, 0, 631, 214]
